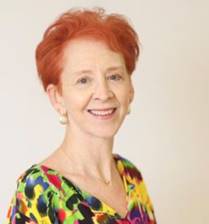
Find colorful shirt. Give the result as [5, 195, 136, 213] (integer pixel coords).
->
[6, 153, 157, 224]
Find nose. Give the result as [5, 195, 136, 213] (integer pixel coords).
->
[93, 78, 114, 101]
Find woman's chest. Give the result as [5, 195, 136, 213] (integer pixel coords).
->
[64, 173, 128, 218]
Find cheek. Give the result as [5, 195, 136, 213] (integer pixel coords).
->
[64, 94, 89, 111]
[116, 86, 131, 105]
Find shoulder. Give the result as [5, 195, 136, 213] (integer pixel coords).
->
[114, 152, 140, 169]
[114, 153, 143, 181]
[114, 153, 157, 221]
[6, 164, 80, 223]
[15, 163, 81, 192]
[14, 164, 83, 205]
[15, 164, 59, 197]
[6, 165, 58, 223]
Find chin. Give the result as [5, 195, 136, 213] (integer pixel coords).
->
[86, 127, 118, 139]
[94, 134, 116, 140]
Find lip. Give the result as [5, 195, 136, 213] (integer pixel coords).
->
[87, 107, 117, 111]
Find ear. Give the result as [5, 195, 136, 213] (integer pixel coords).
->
[129, 81, 135, 104]
[46, 84, 66, 114]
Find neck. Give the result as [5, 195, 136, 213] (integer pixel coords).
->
[56, 125, 115, 182]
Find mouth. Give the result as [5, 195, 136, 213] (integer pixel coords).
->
[87, 107, 117, 120]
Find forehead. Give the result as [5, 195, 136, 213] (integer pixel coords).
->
[62, 38, 126, 72]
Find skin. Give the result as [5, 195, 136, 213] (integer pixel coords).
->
[44, 38, 134, 185]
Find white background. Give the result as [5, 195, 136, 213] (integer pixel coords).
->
[0, 0, 209, 223]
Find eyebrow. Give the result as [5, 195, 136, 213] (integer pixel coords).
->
[72, 66, 125, 76]
[106, 66, 124, 72]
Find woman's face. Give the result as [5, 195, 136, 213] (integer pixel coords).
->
[48, 38, 134, 139]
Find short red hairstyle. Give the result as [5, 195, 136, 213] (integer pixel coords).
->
[35, 7, 140, 93]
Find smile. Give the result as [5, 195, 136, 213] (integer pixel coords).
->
[87, 108, 117, 120]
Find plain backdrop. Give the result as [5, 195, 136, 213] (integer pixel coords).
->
[0, 0, 209, 223]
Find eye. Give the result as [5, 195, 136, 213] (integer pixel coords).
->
[108, 74, 122, 81]
[77, 77, 90, 84]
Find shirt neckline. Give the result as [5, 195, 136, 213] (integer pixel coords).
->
[33, 153, 133, 220]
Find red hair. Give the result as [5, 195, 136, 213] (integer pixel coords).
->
[35, 7, 140, 93]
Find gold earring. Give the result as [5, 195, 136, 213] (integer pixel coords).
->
[59, 111, 68, 125]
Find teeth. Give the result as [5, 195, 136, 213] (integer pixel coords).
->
[89, 109, 115, 116]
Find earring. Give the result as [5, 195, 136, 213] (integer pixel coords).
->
[59, 111, 68, 125]
[127, 104, 131, 114]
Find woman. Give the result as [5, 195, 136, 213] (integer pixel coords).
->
[6, 8, 157, 224]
